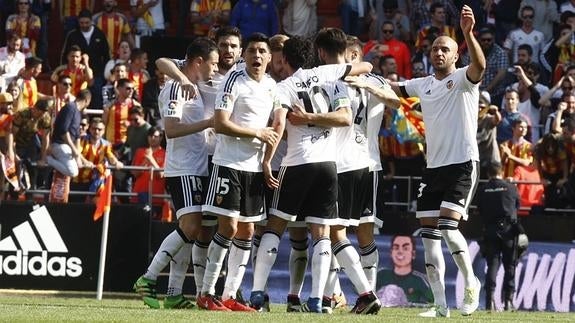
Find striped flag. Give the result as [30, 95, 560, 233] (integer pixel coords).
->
[93, 169, 112, 221]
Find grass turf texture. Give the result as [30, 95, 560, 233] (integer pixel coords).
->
[0, 295, 574, 322]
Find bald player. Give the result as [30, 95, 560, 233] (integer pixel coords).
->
[388, 5, 486, 318]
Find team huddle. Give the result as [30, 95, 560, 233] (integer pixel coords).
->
[134, 5, 484, 318]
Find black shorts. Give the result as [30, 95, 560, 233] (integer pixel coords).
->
[337, 167, 371, 227]
[270, 162, 338, 225]
[202, 164, 266, 222]
[416, 160, 479, 221]
[165, 175, 211, 223]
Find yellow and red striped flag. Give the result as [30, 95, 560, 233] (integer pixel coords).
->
[93, 168, 112, 221]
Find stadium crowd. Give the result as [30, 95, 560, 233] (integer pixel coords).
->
[0, 0, 574, 316]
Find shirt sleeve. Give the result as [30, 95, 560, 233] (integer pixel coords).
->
[214, 72, 240, 112]
[330, 81, 351, 111]
[161, 82, 185, 120]
[317, 64, 353, 83]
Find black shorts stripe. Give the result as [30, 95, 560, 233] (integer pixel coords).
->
[271, 166, 287, 209]
[206, 164, 220, 206]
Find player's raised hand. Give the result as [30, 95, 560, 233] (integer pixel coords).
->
[179, 79, 197, 100]
[460, 5, 475, 35]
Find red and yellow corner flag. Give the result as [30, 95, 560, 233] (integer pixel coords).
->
[93, 170, 112, 221]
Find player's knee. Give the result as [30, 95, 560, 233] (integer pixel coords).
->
[177, 223, 199, 242]
[438, 217, 459, 239]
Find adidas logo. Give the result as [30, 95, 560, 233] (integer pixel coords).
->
[0, 206, 83, 277]
[267, 247, 278, 255]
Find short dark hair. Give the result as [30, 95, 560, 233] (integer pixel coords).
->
[116, 78, 132, 88]
[147, 126, 162, 137]
[215, 26, 242, 45]
[78, 9, 92, 19]
[517, 44, 533, 56]
[243, 32, 270, 51]
[76, 89, 92, 102]
[25, 56, 42, 69]
[130, 106, 144, 116]
[511, 118, 527, 128]
[34, 99, 51, 111]
[390, 235, 415, 250]
[68, 45, 82, 54]
[57, 74, 72, 83]
[283, 36, 314, 70]
[486, 162, 502, 178]
[315, 27, 347, 56]
[130, 48, 147, 61]
[186, 37, 218, 61]
[430, 2, 444, 14]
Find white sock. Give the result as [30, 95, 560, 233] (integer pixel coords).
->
[222, 238, 252, 300]
[201, 233, 231, 295]
[310, 238, 331, 299]
[333, 240, 371, 295]
[192, 240, 209, 295]
[421, 227, 447, 308]
[288, 238, 308, 296]
[144, 229, 187, 281]
[252, 232, 280, 292]
[251, 234, 261, 268]
[360, 241, 379, 291]
[167, 242, 192, 296]
[333, 276, 342, 296]
[438, 218, 475, 286]
[324, 255, 339, 298]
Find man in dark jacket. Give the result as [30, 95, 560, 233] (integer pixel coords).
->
[476, 162, 520, 312]
[61, 9, 110, 110]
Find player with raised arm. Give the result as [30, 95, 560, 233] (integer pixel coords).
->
[388, 5, 486, 317]
[197, 33, 279, 312]
[133, 37, 218, 309]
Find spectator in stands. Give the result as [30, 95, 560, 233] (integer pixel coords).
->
[6, 80, 25, 113]
[190, 0, 231, 37]
[339, 0, 368, 37]
[560, 0, 575, 13]
[411, 33, 433, 75]
[503, 6, 545, 64]
[130, 125, 165, 219]
[130, 0, 168, 41]
[541, 23, 575, 86]
[281, 0, 317, 38]
[71, 117, 123, 202]
[410, 0, 458, 32]
[103, 78, 141, 147]
[19, 56, 49, 108]
[5, 0, 41, 57]
[379, 55, 404, 80]
[127, 48, 150, 102]
[462, 25, 509, 108]
[411, 60, 428, 78]
[0, 92, 15, 201]
[0, 34, 25, 86]
[51, 45, 94, 96]
[12, 98, 52, 189]
[79, 116, 88, 137]
[52, 74, 76, 119]
[126, 106, 152, 158]
[230, 0, 278, 39]
[141, 65, 167, 127]
[498, 89, 531, 143]
[534, 133, 569, 208]
[519, 0, 559, 43]
[505, 63, 547, 143]
[61, 9, 110, 110]
[551, 92, 575, 134]
[371, 0, 410, 43]
[414, 2, 456, 51]
[540, 73, 575, 116]
[46, 89, 92, 179]
[102, 62, 129, 108]
[477, 91, 501, 179]
[59, 0, 94, 37]
[490, 1, 521, 45]
[500, 118, 533, 179]
[104, 40, 131, 82]
[93, 0, 134, 58]
[364, 21, 411, 79]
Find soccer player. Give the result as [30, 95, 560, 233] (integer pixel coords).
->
[388, 5, 485, 317]
[197, 33, 279, 312]
[249, 32, 373, 313]
[155, 25, 244, 305]
[344, 36, 401, 290]
[133, 37, 218, 309]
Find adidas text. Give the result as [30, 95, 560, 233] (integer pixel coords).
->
[0, 250, 82, 277]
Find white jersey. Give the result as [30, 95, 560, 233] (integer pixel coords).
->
[400, 66, 479, 168]
[503, 28, 544, 63]
[198, 72, 224, 156]
[335, 73, 389, 172]
[332, 81, 371, 173]
[159, 79, 208, 177]
[211, 68, 278, 172]
[277, 64, 352, 167]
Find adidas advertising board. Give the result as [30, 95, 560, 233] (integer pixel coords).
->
[0, 206, 82, 277]
[0, 202, 149, 291]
